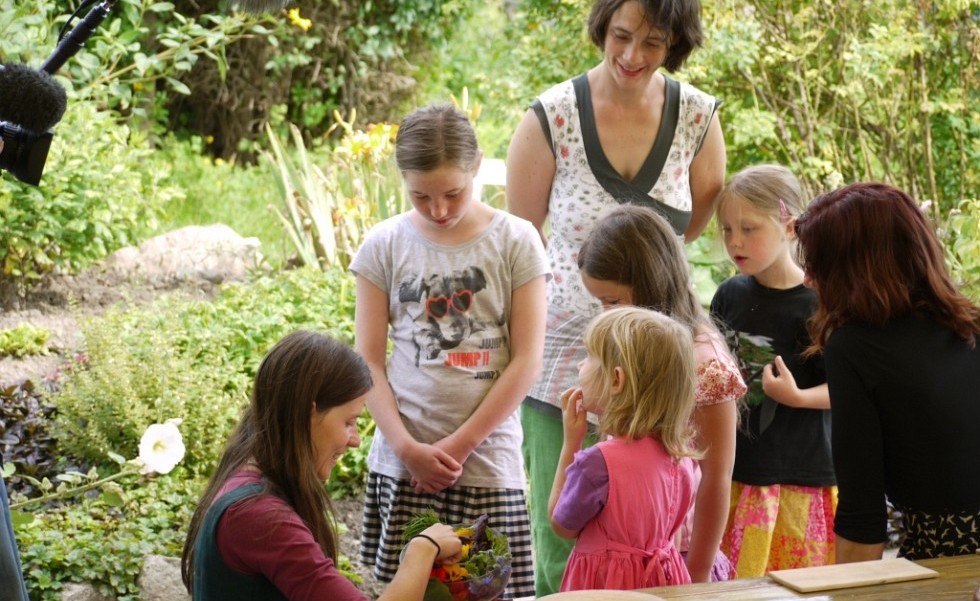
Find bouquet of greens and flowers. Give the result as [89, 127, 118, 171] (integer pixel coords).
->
[724, 330, 777, 408]
[724, 329, 781, 434]
[402, 511, 512, 601]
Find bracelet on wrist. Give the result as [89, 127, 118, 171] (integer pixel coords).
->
[413, 533, 442, 558]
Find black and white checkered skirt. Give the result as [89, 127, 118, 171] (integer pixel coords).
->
[359, 472, 535, 599]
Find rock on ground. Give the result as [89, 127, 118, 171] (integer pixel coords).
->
[0, 225, 263, 386]
[138, 555, 189, 601]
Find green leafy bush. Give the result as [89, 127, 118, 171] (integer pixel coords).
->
[50, 302, 248, 476]
[256, 0, 474, 141]
[0, 324, 53, 358]
[936, 198, 980, 301]
[14, 473, 199, 601]
[0, 0, 267, 124]
[25, 266, 364, 598]
[51, 266, 357, 475]
[691, 0, 977, 208]
[0, 100, 180, 293]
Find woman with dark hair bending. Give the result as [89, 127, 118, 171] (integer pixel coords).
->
[181, 330, 461, 600]
[795, 183, 980, 563]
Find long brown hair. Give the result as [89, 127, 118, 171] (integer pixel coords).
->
[578, 205, 719, 340]
[795, 182, 980, 348]
[181, 330, 373, 590]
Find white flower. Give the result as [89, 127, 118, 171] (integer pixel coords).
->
[138, 419, 186, 474]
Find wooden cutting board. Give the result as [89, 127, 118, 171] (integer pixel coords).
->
[540, 590, 664, 600]
[767, 557, 939, 593]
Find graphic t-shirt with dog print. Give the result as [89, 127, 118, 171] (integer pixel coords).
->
[350, 209, 549, 489]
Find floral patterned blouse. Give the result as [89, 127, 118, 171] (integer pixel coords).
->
[694, 330, 746, 408]
[527, 73, 721, 407]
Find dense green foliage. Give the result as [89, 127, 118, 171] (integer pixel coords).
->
[0, 324, 53, 358]
[694, 0, 977, 207]
[15, 474, 197, 601]
[2, 0, 471, 157]
[0, 100, 179, 293]
[8, 267, 367, 598]
[51, 266, 356, 474]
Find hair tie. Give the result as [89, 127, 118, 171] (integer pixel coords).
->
[778, 198, 789, 223]
[413, 533, 442, 557]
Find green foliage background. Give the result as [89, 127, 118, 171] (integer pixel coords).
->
[501, 0, 977, 213]
[0, 101, 179, 291]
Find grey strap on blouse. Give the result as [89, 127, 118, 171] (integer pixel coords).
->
[531, 73, 689, 235]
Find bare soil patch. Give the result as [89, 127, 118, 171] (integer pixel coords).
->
[0, 268, 215, 386]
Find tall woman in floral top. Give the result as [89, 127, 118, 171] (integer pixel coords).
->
[506, 0, 725, 593]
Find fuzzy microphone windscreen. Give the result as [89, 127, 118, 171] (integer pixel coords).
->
[0, 62, 68, 132]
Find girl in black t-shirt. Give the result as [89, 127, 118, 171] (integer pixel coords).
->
[710, 165, 835, 578]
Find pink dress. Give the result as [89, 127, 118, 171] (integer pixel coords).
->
[560, 436, 696, 591]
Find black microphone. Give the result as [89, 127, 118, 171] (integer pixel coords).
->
[0, 63, 68, 132]
[0, 63, 68, 185]
[41, 0, 114, 75]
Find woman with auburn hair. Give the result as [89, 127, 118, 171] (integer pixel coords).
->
[794, 182, 980, 563]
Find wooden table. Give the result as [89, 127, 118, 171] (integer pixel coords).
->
[636, 555, 980, 600]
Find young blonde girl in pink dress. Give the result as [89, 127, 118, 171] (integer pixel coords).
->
[548, 307, 702, 591]
[577, 205, 746, 582]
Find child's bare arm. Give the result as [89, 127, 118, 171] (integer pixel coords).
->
[763, 356, 830, 409]
[434, 275, 548, 464]
[547, 387, 587, 540]
[686, 401, 737, 582]
[354, 276, 461, 491]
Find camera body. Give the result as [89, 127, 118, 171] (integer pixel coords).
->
[0, 122, 53, 186]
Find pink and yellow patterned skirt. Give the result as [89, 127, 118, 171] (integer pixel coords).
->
[722, 481, 838, 578]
